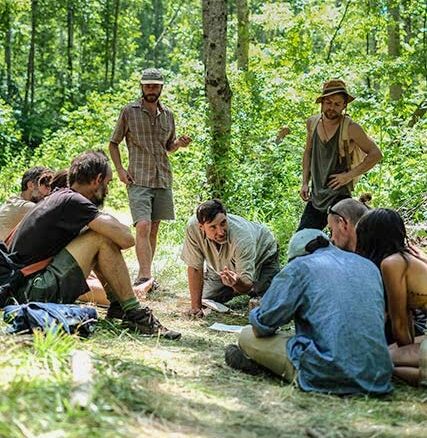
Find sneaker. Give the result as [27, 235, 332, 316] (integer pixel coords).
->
[225, 344, 264, 375]
[122, 307, 181, 340]
[106, 301, 125, 320]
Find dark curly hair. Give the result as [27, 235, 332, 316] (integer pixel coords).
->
[196, 199, 227, 224]
[68, 150, 109, 186]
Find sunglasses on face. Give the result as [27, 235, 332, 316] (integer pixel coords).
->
[327, 205, 348, 223]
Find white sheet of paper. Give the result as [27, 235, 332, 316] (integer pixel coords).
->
[208, 322, 244, 333]
[202, 299, 230, 313]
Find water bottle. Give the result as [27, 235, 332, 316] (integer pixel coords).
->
[420, 335, 427, 386]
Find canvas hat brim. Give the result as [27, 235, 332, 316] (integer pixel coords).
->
[315, 89, 355, 104]
[140, 79, 164, 85]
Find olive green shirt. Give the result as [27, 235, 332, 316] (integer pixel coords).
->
[181, 214, 278, 283]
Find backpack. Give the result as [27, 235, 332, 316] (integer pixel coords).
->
[309, 114, 366, 191]
[0, 239, 51, 307]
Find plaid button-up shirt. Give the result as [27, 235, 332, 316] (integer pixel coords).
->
[110, 99, 176, 188]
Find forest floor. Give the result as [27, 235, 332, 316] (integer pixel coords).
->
[0, 214, 426, 438]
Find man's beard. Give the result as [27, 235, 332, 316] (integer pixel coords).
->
[92, 187, 107, 207]
[143, 92, 161, 103]
[323, 110, 340, 120]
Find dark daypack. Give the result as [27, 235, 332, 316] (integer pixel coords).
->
[0, 241, 52, 307]
[0, 241, 25, 306]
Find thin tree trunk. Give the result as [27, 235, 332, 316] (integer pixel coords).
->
[152, 2, 184, 54]
[236, 0, 249, 71]
[67, 0, 74, 100]
[110, 0, 120, 87]
[387, 0, 402, 100]
[151, 0, 164, 65]
[202, 0, 232, 197]
[4, 1, 13, 101]
[24, 0, 37, 124]
[104, 0, 111, 87]
[326, 0, 351, 63]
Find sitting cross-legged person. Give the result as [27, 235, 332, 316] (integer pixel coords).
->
[225, 228, 393, 395]
[4, 150, 180, 340]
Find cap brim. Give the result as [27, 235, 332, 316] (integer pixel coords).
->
[315, 91, 355, 104]
[140, 79, 164, 85]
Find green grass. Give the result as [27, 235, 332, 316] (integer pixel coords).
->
[1, 232, 427, 437]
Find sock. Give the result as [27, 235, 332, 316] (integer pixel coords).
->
[121, 297, 140, 313]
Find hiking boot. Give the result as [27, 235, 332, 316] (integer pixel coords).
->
[122, 307, 181, 340]
[225, 344, 264, 375]
[106, 301, 125, 320]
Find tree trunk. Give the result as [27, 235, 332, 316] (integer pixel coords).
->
[387, 0, 402, 100]
[104, 0, 111, 87]
[151, 0, 164, 65]
[110, 0, 120, 87]
[24, 0, 37, 136]
[236, 0, 249, 71]
[365, 0, 378, 91]
[202, 0, 232, 197]
[67, 0, 74, 100]
[3, 1, 13, 101]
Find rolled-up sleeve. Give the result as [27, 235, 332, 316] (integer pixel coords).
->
[110, 107, 128, 144]
[249, 265, 302, 337]
[181, 226, 205, 270]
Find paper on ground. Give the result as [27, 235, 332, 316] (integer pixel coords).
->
[201, 299, 230, 313]
[208, 322, 244, 333]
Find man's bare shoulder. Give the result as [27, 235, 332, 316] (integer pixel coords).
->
[348, 120, 366, 135]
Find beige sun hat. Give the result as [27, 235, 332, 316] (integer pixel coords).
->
[315, 79, 355, 104]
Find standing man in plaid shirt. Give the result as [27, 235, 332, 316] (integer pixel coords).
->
[109, 68, 191, 287]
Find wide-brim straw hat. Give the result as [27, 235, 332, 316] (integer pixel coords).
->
[315, 79, 355, 104]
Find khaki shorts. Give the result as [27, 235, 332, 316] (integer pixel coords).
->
[127, 185, 175, 224]
[11, 249, 89, 304]
[239, 325, 296, 382]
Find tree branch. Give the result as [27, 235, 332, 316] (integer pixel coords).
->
[152, 1, 184, 52]
[326, 0, 352, 63]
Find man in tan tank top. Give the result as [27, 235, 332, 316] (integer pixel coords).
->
[0, 167, 52, 241]
[298, 79, 382, 231]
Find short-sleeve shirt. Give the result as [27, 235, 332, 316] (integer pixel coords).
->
[0, 196, 35, 241]
[181, 214, 278, 283]
[110, 99, 176, 188]
[250, 246, 393, 395]
[10, 188, 99, 265]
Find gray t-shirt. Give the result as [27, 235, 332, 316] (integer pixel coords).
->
[181, 214, 277, 283]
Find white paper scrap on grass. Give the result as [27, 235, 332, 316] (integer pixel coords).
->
[208, 323, 244, 333]
[201, 299, 230, 313]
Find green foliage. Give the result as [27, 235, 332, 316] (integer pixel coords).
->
[0, 0, 426, 248]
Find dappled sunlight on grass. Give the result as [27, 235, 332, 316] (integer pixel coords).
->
[1, 244, 427, 437]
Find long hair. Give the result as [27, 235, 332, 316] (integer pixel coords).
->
[356, 208, 408, 268]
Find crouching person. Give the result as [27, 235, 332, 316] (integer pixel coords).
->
[181, 199, 280, 317]
[5, 150, 180, 340]
[225, 229, 393, 395]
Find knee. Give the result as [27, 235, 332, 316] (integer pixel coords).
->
[135, 220, 151, 237]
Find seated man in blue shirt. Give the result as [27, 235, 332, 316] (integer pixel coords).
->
[225, 229, 393, 395]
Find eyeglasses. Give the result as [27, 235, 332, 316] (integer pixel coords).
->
[327, 205, 347, 223]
